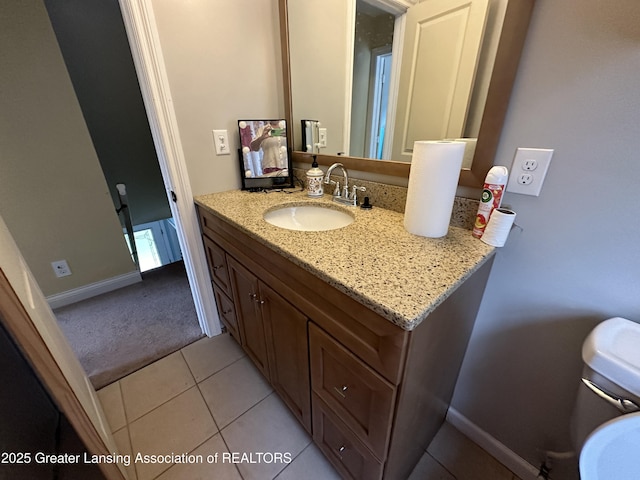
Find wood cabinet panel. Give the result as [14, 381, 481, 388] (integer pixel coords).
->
[203, 235, 232, 296]
[227, 256, 270, 379]
[310, 323, 395, 460]
[261, 283, 311, 432]
[212, 287, 240, 343]
[312, 393, 383, 480]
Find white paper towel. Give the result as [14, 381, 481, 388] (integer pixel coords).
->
[481, 208, 516, 247]
[404, 141, 465, 238]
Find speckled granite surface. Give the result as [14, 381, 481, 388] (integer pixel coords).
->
[195, 190, 494, 331]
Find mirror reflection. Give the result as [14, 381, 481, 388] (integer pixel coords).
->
[237, 119, 293, 190]
[239, 119, 289, 178]
[288, 0, 511, 167]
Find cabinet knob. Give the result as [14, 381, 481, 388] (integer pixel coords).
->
[333, 385, 348, 398]
[337, 445, 346, 459]
[222, 309, 232, 315]
[213, 264, 223, 271]
[249, 293, 257, 300]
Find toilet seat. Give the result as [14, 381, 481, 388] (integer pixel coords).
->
[579, 411, 640, 480]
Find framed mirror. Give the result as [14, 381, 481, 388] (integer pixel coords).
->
[279, 0, 535, 187]
[237, 119, 294, 190]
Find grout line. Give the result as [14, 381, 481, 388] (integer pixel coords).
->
[194, 353, 248, 385]
[179, 348, 197, 384]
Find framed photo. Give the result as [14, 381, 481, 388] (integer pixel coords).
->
[237, 119, 294, 190]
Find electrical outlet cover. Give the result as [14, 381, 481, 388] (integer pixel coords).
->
[507, 148, 553, 196]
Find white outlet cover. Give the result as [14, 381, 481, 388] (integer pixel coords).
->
[506, 148, 554, 196]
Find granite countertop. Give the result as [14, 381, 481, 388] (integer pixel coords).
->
[195, 189, 495, 331]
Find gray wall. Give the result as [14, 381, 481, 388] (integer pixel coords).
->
[451, 0, 640, 467]
[0, 0, 137, 297]
[45, 0, 171, 226]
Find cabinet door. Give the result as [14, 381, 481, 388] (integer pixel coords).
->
[260, 283, 311, 433]
[228, 257, 270, 379]
[203, 236, 232, 296]
[213, 287, 241, 343]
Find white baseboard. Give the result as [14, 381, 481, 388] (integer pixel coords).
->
[47, 271, 142, 309]
[446, 407, 540, 480]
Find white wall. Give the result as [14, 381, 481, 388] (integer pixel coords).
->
[150, 0, 285, 196]
[288, 0, 352, 155]
[451, 0, 640, 469]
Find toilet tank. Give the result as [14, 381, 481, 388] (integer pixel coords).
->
[572, 317, 640, 451]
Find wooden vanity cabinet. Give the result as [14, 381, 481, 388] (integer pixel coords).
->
[203, 235, 241, 342]
[197, 205, 494, 480]
[227, 256, 312, 431]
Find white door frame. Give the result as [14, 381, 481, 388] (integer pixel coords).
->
[118, 0, 220, 337]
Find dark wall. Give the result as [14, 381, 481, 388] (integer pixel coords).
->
[44, 0, 171, 226]
[0, 322, 105, 480]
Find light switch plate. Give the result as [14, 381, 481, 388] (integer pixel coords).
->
[506, 148, 554, 196]
[212, 129, 230, 155]
[318, 128, 327, 148]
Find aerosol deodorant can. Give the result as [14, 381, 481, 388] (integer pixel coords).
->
[472, 166, 509, 239]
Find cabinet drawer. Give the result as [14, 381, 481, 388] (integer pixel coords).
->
[313, 393, 383, 480]
[309, 324, 395, 460]
[213, 288, 240, 343]
[203, 236, 232, 296]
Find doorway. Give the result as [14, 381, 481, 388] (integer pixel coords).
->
[42, 0, 207, 387]
[366, 46, 393, 159]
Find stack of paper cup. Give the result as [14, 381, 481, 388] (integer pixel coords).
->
[481, 208, 516, 247]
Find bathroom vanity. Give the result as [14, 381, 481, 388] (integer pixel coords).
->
[195, 190, 495, 480]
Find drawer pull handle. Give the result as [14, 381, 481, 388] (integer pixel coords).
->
[213, 265, 224, 271]
[333, 385, 348, 398]
[337, 445, 346, 459]
[222, 309, 232, 315]
[338, 446, 345, 453]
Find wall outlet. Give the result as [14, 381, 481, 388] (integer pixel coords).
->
[212, 129, 230, 155]
[506, 148, 554, 196]
[51, 260, 72, 278]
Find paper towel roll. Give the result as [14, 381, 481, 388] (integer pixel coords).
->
[481, 208, 516, 247]
[404, 141, 465, 238]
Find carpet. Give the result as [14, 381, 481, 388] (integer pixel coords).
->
[55, 261, 204, 389]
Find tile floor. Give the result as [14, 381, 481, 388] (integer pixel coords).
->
[97, 334, 522, 480]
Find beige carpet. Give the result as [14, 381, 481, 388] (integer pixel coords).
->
[55, 261, 204, 389]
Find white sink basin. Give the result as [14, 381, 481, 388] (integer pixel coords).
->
[264, 204, 354, 231]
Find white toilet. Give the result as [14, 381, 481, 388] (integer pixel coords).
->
[572, 317, 640, 479]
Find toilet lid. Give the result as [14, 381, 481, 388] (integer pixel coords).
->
[580, 412, 640, 480]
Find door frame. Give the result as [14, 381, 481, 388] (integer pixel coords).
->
[118, 0, 220, 337]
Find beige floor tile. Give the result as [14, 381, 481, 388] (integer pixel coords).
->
[154, 433, 242, 480]
[428, 422, 515, 480]
[275, 443, 340, 480]
[199, 356, 272, 428]
[120, 351, 195, 422]
[181, 333, 245, 382]
[408, 452, 455, 480]
[222, 393, 311, 480]
[129, 387, 218, 480]
[113, 427, 137, 480]
[97, 381, 126, 432]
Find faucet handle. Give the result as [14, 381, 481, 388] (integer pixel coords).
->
[326, 180, 340, 197]
[351, 185, 366, 205]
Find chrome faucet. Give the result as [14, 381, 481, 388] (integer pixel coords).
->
[324, 163, 366, 206]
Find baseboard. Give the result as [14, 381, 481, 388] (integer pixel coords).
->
[446, 407, 540, 480]
[47, 271, 142, 309]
